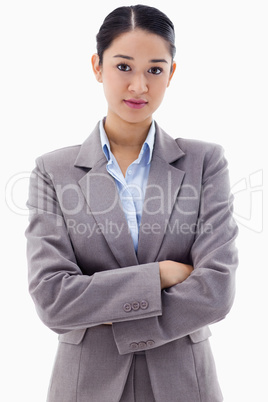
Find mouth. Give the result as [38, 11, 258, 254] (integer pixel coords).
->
[123, 99, 148, 110]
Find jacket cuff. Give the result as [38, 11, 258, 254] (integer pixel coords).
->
[115, 262, 161, 321]
[112, 263, 162, 355]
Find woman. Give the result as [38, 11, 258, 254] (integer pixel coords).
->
[26, 5, 238, 402]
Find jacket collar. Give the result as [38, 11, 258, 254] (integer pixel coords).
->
[74, 122, 105, 169]
[74, 121, 185, 169]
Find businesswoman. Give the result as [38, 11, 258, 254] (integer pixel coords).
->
[26, 5, 238, 402]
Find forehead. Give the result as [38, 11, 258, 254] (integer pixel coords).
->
[104, 29, 171, 60]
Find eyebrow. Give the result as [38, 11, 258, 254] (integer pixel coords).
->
[113, 54, 168, 63]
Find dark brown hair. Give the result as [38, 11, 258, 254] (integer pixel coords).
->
[96, 5, 176, 66]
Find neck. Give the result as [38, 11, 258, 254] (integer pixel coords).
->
[104, 112, 152, 150]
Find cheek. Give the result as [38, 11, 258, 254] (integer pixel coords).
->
[150, 80, 168, 100]
[102, 71, 125, 95]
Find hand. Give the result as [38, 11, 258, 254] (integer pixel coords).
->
[159, 260, 193, 290]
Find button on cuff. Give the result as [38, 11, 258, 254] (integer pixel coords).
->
[140, 300, 149, 310]
[129, 340, 155, 351]
[123, 303, 132, 313]
[146, 340, 155, 348]
[138, 341, 147, 349]
[132, 301, 140, 311]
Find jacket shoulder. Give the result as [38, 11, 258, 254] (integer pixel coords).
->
[35, 144, 81, 173]
[176, 137, 224, 157]
[175, 137, 226, 168]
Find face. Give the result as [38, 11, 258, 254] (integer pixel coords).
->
[92, 29, 176, 127]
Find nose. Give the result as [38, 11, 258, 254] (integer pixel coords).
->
[128, 73, 148, 95]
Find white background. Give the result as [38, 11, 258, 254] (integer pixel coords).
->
[1, 0, 267, 401]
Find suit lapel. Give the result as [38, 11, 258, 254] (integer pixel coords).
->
[75, 123, 138, 268]
[78, 165, 138, 268]
[137, 124, 185, 263]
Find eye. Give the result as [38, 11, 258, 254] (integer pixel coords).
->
[117, 63, 131, 72]
[148, 67, 163, 75]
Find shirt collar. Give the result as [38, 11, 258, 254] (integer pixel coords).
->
[99, 118, 155, 165]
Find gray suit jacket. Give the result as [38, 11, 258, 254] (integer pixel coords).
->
[26, 122, 238, 402]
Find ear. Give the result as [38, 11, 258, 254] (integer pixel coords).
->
[167, 61, 177, 87]
[91, 54, 103, 83]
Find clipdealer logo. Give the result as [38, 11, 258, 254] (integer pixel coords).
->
[5, 169, 264, 235]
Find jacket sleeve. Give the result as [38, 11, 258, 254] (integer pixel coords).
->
[25, 157, 162, 334]
[112, 144, 239, 354]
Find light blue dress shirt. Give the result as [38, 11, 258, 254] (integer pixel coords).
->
[99, 119, 156, 252]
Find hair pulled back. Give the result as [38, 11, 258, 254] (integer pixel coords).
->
[96, 5, 176, 65]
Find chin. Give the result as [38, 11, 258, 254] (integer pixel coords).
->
[124, 117, 151, 126]
[120, 110, 153, 125]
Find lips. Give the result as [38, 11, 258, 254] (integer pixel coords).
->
[123, 99, 148, 109]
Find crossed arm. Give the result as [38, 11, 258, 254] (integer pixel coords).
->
[104, 261, 193, 324]
[26, 143, 238, 350]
